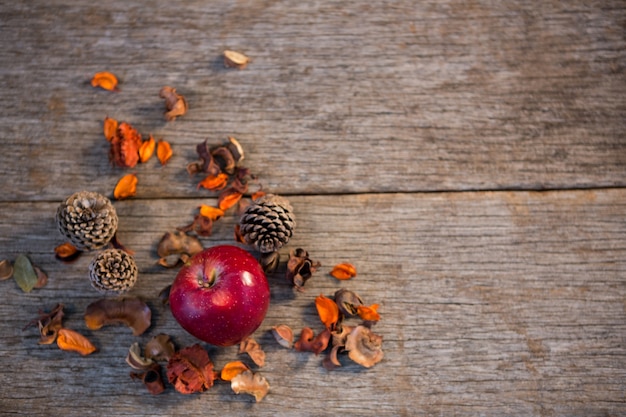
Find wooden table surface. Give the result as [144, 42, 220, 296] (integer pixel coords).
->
[1, 1, 625, 416]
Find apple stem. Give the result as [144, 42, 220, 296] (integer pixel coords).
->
[198, 268, 217, 288]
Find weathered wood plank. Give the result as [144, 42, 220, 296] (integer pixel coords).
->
[0, 1, 625, 201]
[0, 191, 624, 416]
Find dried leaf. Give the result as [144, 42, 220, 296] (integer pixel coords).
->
[197, 173, 228, 191]
[54, 242, 81, 262]
[159, 86, 188, 121]
[145, 334, 176, 362]
[139, 135, 156, 163]
[57, 328, 97, 355]
[157, 231, 203, 259]
[230, 370, 270, 402]
[0, 259, 13, 281]
[239, 337, 265, 367]
[271, 324, 294, 348]
[218, 188, 243, 211]
[13, 254, 38, 293]
[223, 50, 250, 69]
[91, 71, 118, 91]
[103, 116, 118, 141]
[220, 361, 250, 381]
[114, 173, 138, 200]
[126, 342, 155, 370]
[294, 327, 331, 355]
[344, 325, 384, 368]
[315, 294, 340, 330]
[84, 297, 151, 336]
[33, 266, 48, 289]
[157, 139, 173, 165]
[166, 344, 216, 394]
[198, 205, 224, 221]
[357, 304, 381, 322]
[178, 214, 214, 237]
[130, 363, 165, 395]
[110, 122, 142, 168]
[330, 263, 357, 280]
[23, 303, 65, 345]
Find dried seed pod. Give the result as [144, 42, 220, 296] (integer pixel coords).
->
[145, 334, 176, 362]
[223, 50, 250, 69]
[56, 191, 118, 251]
[334, 288, 364, 316]
[126, 342, 155, 370]
[271, 324, 294, 348]
[88, 249, 138, 293]
[239, 194, 296, 254]
[285, 248, 320, 290]
[0, 259, 13, 281]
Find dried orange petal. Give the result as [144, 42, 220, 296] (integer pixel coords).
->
[198, 205, 224, 221]
[218, 190, 243, 211]
[330, 263, 357, 280]
[139, 135, 156, 163]
[156, 139, 173, 165]
[220, 361, 250, 381]
[315, 294, 339, 330]
[91, 71, 118, 91]
[54, 242, 80, 261]
[197, 173, 228, 191]
[251, 190, 266, 201]
[103, 116, 118, 142]
[114, 173, 138, 200]
[57, 328, 97, 356]
[357, 304, 380, 322]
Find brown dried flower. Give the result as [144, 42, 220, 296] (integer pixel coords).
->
[159, 86, 187, 121]
[286, 248, 321, 290]
[344, 325, 384, 368]
[166, 344, 216, 394]
[230, 370, 270, 402]
[239, 337, 265, 367]
[84, 297, 152, 336]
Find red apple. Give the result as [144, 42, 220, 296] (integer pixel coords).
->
[169, 245, 270, 347]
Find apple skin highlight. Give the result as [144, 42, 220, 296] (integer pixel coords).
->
[169, 245, 270, 347]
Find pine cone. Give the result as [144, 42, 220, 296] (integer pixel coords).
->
[89, 249, 138, 293]
[56, 191, 118, 250]
[239, 194, 296, 253]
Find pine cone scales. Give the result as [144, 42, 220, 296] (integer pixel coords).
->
[239, 194, 295, 253]
[56, 191, 118, 250]
[89, 249, 138, 293]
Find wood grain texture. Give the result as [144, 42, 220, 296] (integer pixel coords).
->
[0, 1, 624, 201]
[0, 191, 625, 416]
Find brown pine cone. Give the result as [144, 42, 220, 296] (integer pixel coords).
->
[239, 194, 296, 253]
[88, 249, 138, 293]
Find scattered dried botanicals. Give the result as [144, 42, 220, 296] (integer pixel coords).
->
[144, 334, 176, 362]
[230, 370, 270, 402]
[218, 188, 243, 211]
[57, 328, 98, 356]
[357, 304, 381, 322]
[294, 327, 331, 355]
[315, 294, 340, 331]
[103, 116, 118, 141]
[13, 254, 39, 293]
[156, 139, 173, 165]
[54, 242, 81, 262]
[108, 121, 142, 168]
[114, 173, 138, 200]
[131, 363, 166, 395]
[334, 288, 363, 316]
[33, 266, 48, 289]
[157, 231, 203, 267]
[84, 297, 151, 336]
[23, 303, 65, 345]
[220, 361, 250, 381]
[197, 173, 229, 191]
[199, 205, 224, 221]
[126, 342, 155, 370]
[166, 344, 216, 394]
[159, 86, 188, 121]
[344, 325, 384, 368]
[0, 259, 13, 281]
[330, 263, 357, 280]
[285, 248, 320, 290]
[139, 135, 156, 163]
[91, 71, 119, 91]
[223, 50, 250, 69]
[239, 337, 265, 367]
[271, 324, 294, 348]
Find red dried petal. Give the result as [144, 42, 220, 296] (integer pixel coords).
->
[166, 344, 216, 394]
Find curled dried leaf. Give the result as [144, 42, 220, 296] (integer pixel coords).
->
[315, 294, 340, 331]
[103, 116, 118, 141]
[322, 345, 344, 371]
[84, 297, 151, 336]
[357, 304, 381, 322]
[126, 342, 155, 370]
[57, 328, 97, 356]
[159, 86, 188, 121]
[330, 263, 357, 280]
[188, 140, 222, 176]
[218, 188, 243, 211]
[294, 327, 331, 355]
[286, 248, 321, 290]
[224, 50, 250, 69]
[211, 146, 236, 175]
[0, 259, 13, 281]
[334, 288, 364, 316]
[271, 324, 294, 349]
[239, 337, 265, 367]
[145, 334, 176, 362]
[197, 173, 229, 191]
[91, 71, 118, 91]
[33, 266, 48, 289]
[178, 214, 213, 237]
[230, 370, 270, 402]
[198, 205, 224, 221]
[226, 136, 244, 165]
[130, 363, 165, 395]
[344, 325, 384, 368]
[139, 135, 156, 163]
[166, 344, 216, 394]
[220, 361, 250, 381]
[13, 254, 38, 293]
[23, 303, 64, 345]
[54, 242, 81, 262]
[114, 173, 138, 200]
[156, 139, 173, 165]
